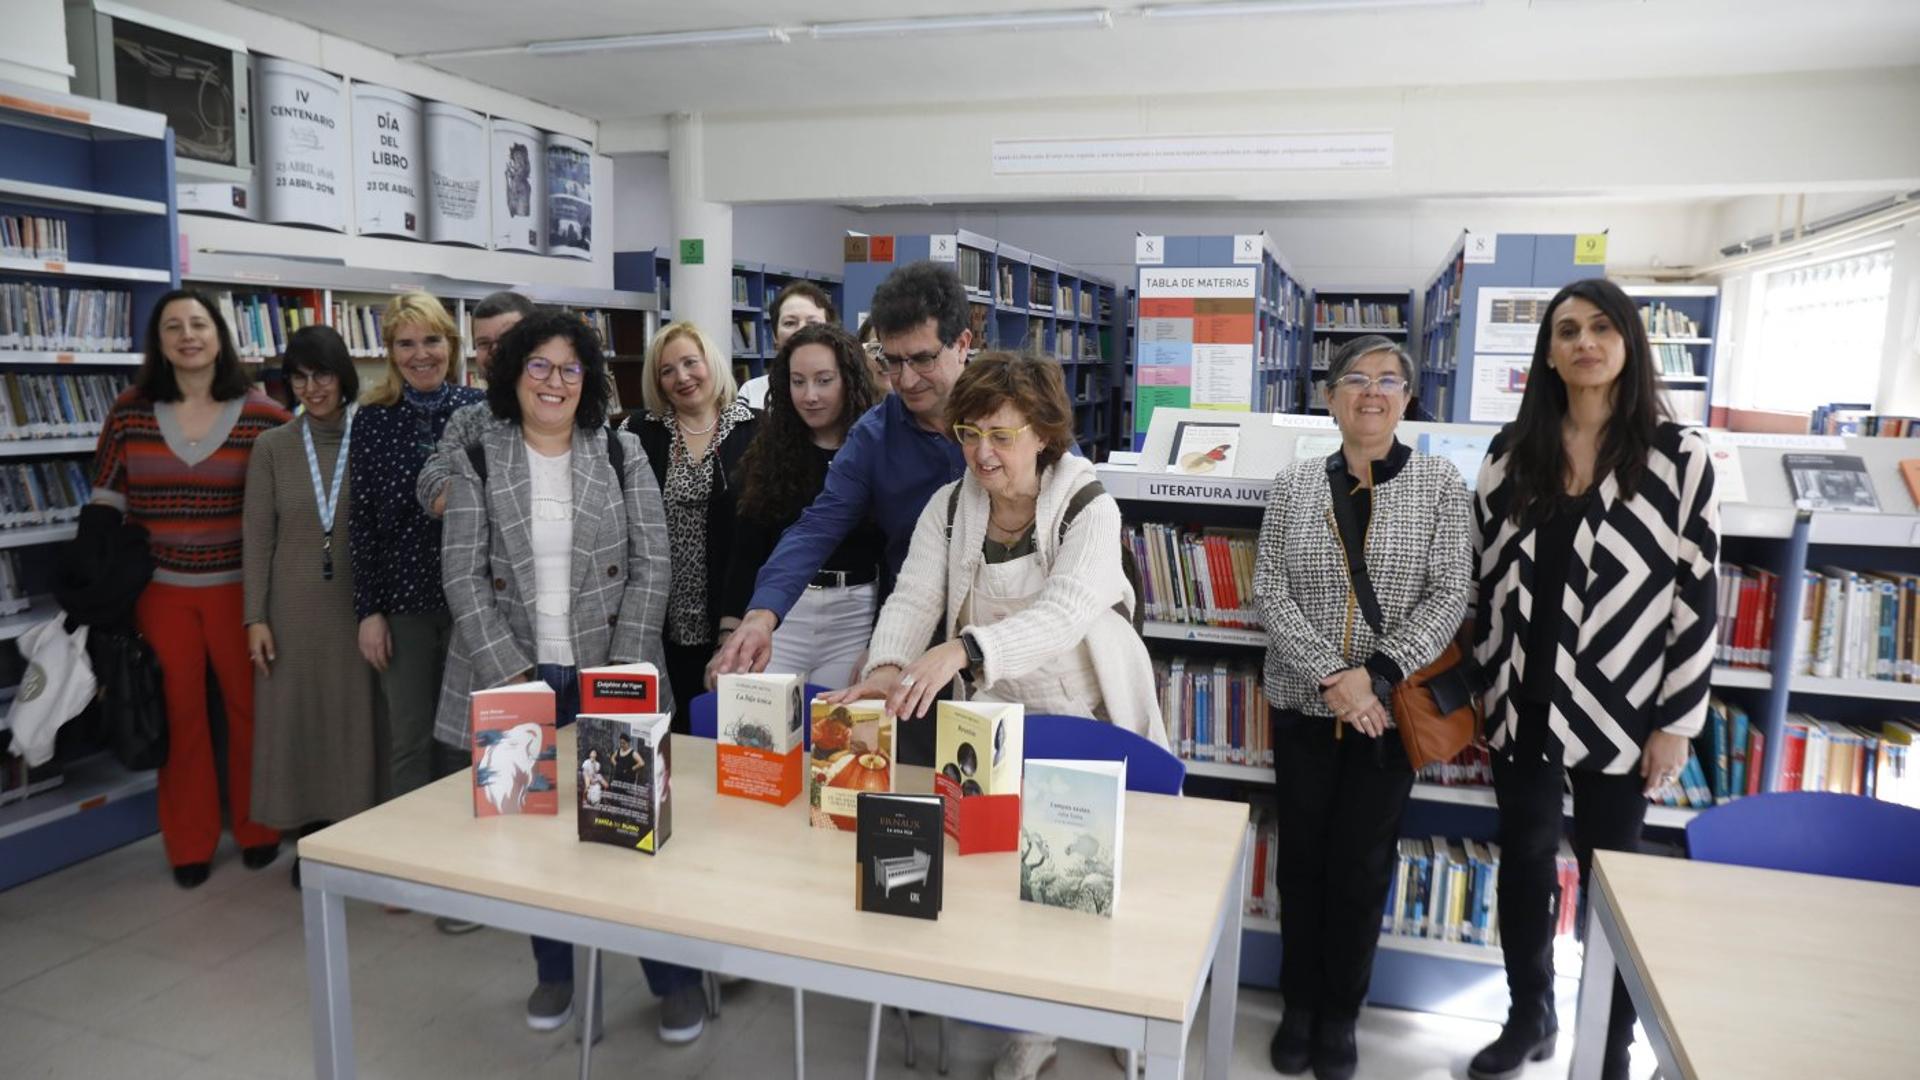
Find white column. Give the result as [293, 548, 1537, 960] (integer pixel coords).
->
[667, 113, 733, 361]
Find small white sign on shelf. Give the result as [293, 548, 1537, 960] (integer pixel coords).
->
[1463, 232, 1496, 264]
[1135, 235, 1165, 265]
[1232, 235, 1262, 265]
[1703, 430, 1846, 451]
[930, 234, 957, 263]
[1705, 443, 1749, 505]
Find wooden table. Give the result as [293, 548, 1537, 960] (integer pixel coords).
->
[1573, 850, 1920, 1079]
[299, 730, 1250, 1079]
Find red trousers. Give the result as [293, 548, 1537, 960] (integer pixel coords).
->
[136, 581, 279, 866]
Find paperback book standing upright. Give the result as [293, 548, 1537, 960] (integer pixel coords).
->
[809, 698, 896, 831]
[470, 683, 559, 817]
[934, 700, 1024, 853]
[716, 673, 805, 805]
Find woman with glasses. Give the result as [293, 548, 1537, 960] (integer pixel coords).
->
[1251, 335, 1473, 1080]
[827, 350, 1166, 1080]
[718, 323, 882, 690]
[348, 291, 484, 801]
[430, 312, 697, 1041]
[243, 326, 379, 875]
[856, 317, 891, 398]
[627, 322, 758, 732]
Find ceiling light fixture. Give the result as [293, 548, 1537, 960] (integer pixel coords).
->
[1137, 0, 1483, 19]
[810, 9, 1115, 40]
[523, 26, 791, 56]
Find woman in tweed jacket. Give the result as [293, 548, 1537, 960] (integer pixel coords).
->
[432, 312, 703, 1041]
[1467, 279, 1717, 1080]
[1252, 336, 1473, 1080]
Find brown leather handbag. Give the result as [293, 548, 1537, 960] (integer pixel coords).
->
[1327, 468, 1480, 770]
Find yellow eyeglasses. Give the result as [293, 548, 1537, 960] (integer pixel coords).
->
[952, 423, 1031, 448]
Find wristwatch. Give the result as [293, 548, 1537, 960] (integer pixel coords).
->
[959, 630, 986, 682]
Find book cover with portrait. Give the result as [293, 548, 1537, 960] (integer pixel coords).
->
[576, 712, 672, 854]
[935, 700, 1023, 853]
[808, 698, 895, 831]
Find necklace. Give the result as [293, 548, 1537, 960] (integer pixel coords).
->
[675, 411, 718, 436]
[988, 508, 1036, 536]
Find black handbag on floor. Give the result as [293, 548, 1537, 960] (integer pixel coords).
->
[89, 627, 167, 771]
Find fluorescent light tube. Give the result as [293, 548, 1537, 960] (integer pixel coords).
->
[522, 26, 790, 56]
[810, 10, 1114, 40]
[1138, 0, 1482, 18]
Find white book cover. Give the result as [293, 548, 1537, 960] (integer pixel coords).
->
[1019, 759, 1126, 917]
[718, 673, 803, 755]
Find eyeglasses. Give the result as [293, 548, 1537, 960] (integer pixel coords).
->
[525, 357, 585, 385]
[876, 341, 953, 375]
[953, 423, 1032, 448]
[1332, 373, 1409, 395]
[861, 341, 884, 359]
[287, 370, 338, 388]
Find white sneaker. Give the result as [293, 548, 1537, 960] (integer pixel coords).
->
[992, 1034, 1059, 1080]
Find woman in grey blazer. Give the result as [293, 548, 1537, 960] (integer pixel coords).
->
[430, 312, 704, 1044]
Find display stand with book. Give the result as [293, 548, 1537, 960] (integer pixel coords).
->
[842, 229, 1122, 461]
[0, 79, 180, 889]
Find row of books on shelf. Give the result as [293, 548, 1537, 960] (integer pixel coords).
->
[1809, 403, 1920, 438]
[0, 460, 91, 528]
[0, 551, 31, 616]
[1030, 276, 1055, 311]
[0, 373, 125, 440]
[0, 285, 133, 353]
[1154, 657, 1271, 767]
[1716, 564, 1778, 669]
[1652, 343, 1700, 376]
[1313, 300, 1404, 329]
[0, 215, 68, 262]
[207, 290, 321, 359]
[1797, 566, 1920, 681]
[1638, 302, 1701, 339]
[1387, 837, 1577, 946]
[958, 247, 991, 297]
[730, 274, 751, 305]
[1124, 523, 1258, 629]
[731, 317, 758, 353]
[1778, 715, 1920, 806]
[563, 309, 615, 353]
[329, 301, 393, 359]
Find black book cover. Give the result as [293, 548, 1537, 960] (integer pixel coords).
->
[855, 793, 943, 920]
[576, 713, 672, 854]
[1782, 453, 1880, 513]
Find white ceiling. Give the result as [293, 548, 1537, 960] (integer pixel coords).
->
[228, 0, 1920, 120]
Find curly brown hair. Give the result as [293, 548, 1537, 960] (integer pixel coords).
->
[943, 351, 1076, 472]
[734, 323, 879, 524]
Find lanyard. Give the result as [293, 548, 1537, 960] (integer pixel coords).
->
[301, 404, 355, 581]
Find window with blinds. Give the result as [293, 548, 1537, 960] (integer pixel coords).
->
[1748, 247, 1894, 413]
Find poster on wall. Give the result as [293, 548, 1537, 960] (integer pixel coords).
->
[491, 119, 545, 253]
[424, 101, 488, 247]
[257, 57, 346, 231]
[352, 82, 424, 240]
[1469, 354, 1532, 423]
[1472, 286, 1558, 354]
[545, 134, 593, 259]
[1133, 267, 1257, 438]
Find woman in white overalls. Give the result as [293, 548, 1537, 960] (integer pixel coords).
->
[827, 350, 1169, 1080]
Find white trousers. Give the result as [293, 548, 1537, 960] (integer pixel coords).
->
[768, 581, 877, 691]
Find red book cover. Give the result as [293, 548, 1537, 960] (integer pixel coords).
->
[1747, 730, 1766, 796]
[934, 701, 1022, 854]
[1735, 573, 1760, 668]
[1754, 570, 1778, 670]
[1205, 535, 1236, 626]
[470, 683, 559, 816]
[580, 662, 662, 715]
[1778, 721, 1809, 792]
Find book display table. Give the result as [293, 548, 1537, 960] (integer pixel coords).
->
[299, 730, 1250, 1079]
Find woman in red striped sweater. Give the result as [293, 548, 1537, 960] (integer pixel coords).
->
[90, 288, 291, 888]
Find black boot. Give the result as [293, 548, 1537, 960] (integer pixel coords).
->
[1467, 1013, 1558, 1080]
[172, 862, 211, 889]
[242, 842, 281, 870]
[1310, 1018, 1357, 1080]
[1268, 1009, 1314, 1075]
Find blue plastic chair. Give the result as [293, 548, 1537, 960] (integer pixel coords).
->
[1023, 712, 1187, 796]
[1685, 791, 1920, 886]
[688, 683, 829, 747]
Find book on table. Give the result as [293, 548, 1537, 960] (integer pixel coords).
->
[580, 662, 662, 715]
[935, 700, 1024, 853]
[855, 792, 943, 920]
[808, 698, 896, 831]
[716, 673, 805, 805]
[470, 683, 558, 817]
[576, 712, 672, 853]
[1782, 453, 1880, 513]
[1019, 759, 1126, 917]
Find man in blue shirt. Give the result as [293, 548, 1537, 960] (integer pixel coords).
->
[713, 262, 972, 725]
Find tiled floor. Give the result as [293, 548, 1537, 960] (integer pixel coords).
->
[1, 834, 1639, 1079]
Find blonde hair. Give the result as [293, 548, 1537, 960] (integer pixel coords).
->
[640, 322, 736, 418]
[360, 291, 463, 406]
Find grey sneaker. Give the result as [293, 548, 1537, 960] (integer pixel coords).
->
[526, 980, 574, 1032]
[435, 916, 482, 935]
[657, 983, 707, 1044]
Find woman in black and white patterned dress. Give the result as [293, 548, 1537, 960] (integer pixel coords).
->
[628, 322, 758, 732]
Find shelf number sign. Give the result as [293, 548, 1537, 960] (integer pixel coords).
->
[1232, 234, 1261, 265]
[1575, 233, 1608, 265]
[1135, 234, 1165, 265]
[1463, 233, 1496, 264]
[930, 234, 957, 263]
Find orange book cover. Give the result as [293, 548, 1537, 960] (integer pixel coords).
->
[470, 683, 558, 817]
[1900, 459, 1920, 509]
[716, 673, 804, 806]
[809, 699, 895, 830]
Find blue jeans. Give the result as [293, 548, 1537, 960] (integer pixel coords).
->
[528, 664, 702, 997]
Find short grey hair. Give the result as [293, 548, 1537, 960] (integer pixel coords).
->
[1326, 334, 1414, 390]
